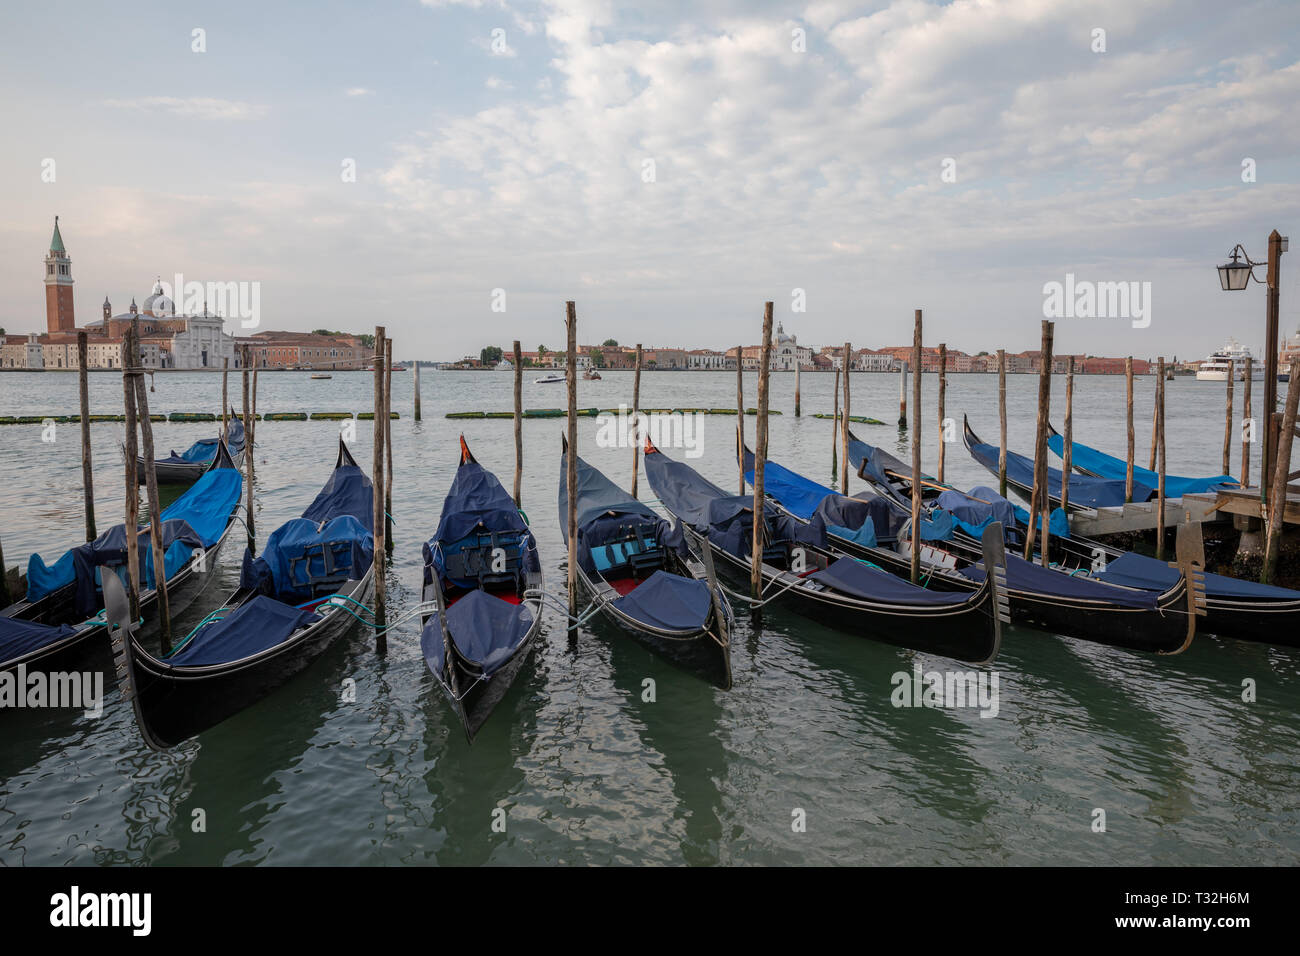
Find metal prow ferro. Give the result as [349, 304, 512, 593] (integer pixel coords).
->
[1163, 519, 1207, 655]
[980, 522, 1009, 665]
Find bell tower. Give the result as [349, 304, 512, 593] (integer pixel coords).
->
[44, 216, 75, 333]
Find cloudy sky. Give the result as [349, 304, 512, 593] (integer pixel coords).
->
[3, 0, 1299, 361]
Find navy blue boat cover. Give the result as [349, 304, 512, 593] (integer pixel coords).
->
[1048, 432, 1236, 497]
[1094, 551, 1300, 600]
[846, 437, 917, 507]
[425, 458, 539, 589]
[740, 447, 889, 546]
[165, 595, 322, 667]
[612, 568, 712, 631]
[959, 553, 1159, 607]
[559, 449, 686, 572]
[967, 428, 1154, 508]
[242, 516, 374, 602]
[302, 458, 375, 532]
[421, 589, 535, 678]
[643, 446, 822, 559]
[25, 465, 242, 609]
[809, 557, 970, 606]
[162, 417, 246, 465]
[936, 488, 1018, 536]
[0, 617, 80, 664]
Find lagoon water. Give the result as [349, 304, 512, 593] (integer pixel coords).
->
[1, 368, 1297, 865]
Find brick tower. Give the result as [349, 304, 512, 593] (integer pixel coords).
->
[44, 216, 75, 333]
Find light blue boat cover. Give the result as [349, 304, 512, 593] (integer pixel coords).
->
[1048, 432, 1236, 497]
[162, 417, 246, 465]
[1094, 551, 1300, 600]
[611, 569, 712, 631]
[967, 428, 1154, 508]
[0, 617, 81, 664]
[421, 589, 535, 679]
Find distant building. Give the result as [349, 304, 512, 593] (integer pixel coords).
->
[238, 331, 372, 370]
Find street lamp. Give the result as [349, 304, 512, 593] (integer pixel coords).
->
[1215, 230, 1288, 499]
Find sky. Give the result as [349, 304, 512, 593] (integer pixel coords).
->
[2, 0, 1300, 362]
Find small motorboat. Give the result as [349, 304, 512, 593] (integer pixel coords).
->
[535, 375, 566, 384]
[583, 369, 602, 380]
[311, 374, 333, 380]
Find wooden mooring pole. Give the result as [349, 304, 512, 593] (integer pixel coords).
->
[1242, 361, 1253, 487]
[371, 327, 387, 648]
[1263, 357, 1300, 584]
[735, 346, 745, 495]
[130, 330, 172, 654]
[841, 341, 851, 494]
[566, 304, 579, 619]
[121, 326, 141, 621]
[794, 357, 801, 418]
[910, 312, 922, 584]
[0, 535, 8, 607]
[1223, 359, 1235, 476]
[1148, 376, 1158, 472]
[512, 341, 523, 507]
[384, 338, 394, 555]
[752, 303, 774, 605]
[413, 359, 422, 422]
[222, 357, 229, 440]
[1062, 357, 1073, 513]
[998, 349, 1007, 499]
[630, 343, 643, 498]
[241, 345, 255, 549]
[937, 343, 947, 485]
[1156, 356, 1167, 561]
[1125, 357, 1135, 503]
[249, 364, 258, 479]
[1024, 321, 1054, 565]
[77, 330, 96, 541]
[898, 358, 907, 427]
[831, 366, 840, 482]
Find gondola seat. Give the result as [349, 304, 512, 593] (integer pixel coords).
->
[440, 530, 529, 591]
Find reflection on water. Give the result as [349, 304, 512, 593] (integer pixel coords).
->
[0, 369, 1297, 865]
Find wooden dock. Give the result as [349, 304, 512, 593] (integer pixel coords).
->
[1067, 493, 1226, 536]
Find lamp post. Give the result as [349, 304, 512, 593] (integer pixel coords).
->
[1217, 230, 1288, 501]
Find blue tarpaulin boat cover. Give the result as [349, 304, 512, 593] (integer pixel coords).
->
[644, 447, 822, 560]
[302, 461, 374, 532]
[740, 448, 835, 520]
[242, 516, 374, 603]
[1094, 551, 1300, 600]
[165, 595, 321, 667]
[0, 617, 81, 664]
[426, 459, 539, 589]
[1048, 432, 1236, 497]
[421, 589, 535, 678]
[559, 450, 686, 573]
[612, 569, 712, 631]
[162, 418, 245, 465]
[936, 488, 1018, 536]
[967, 430, 1154, 508]
[741, 447, 885, 546]
[845, 438, 920, 507]
[25, 464, 242, 607]
[55, 520, 204, 617]
[809, 557, 970, 606]
[960, 553, 1158, 607]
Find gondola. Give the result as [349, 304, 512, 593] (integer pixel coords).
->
[744, 444, 1201, 654]
[420, 436, 545, 741]
[1046, 423, 1237, 495]
[643, 438, 1007, 664]
[963, 416, 1153, 512]
[560, 437, 732, 688]
[133, 408, 246, 485]
[2, 440, 243, 684]
[110, 437, 376, 750]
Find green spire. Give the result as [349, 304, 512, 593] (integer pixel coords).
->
[49, 216, 65, 254]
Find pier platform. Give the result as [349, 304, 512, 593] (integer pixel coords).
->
[1067, 493, 1227, 536]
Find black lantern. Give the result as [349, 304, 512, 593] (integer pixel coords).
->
[1217, 248, 1254, 291]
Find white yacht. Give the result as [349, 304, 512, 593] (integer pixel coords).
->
[495, 358, 514, 371]
[1196, 338, 1260, 381]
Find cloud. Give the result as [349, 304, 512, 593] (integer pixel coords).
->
[102, 97, 269, 120]
[345, 87, 374, 97]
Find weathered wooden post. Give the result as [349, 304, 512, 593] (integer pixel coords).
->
[241, 345, 255, 548]
[222, 357, 229, 440]
[1061, 357, 1074, 512]
[130, 330, 172, 653]
[898, 358, 908, 426]
[0, 536, 8, 606]
[1263, 357, 1300, 583]
[1148, 379, 1158, 472]
[630, 343, 643, 498]
[735, 345, 745, 495]
[77, 330, 96, 541]
[371, 327, 387, 649]
[1155, 356, 1167, 561]
[249, 363, 258, 479]
[384, 339, 394, 555]
[1024, 321, 1054, 565]
[1223, 359, 1235, 476]
[910, 312, 922, 584]
[1242, 362, 1253, 486]
[831, 365, 840, 481]
[413, 358, 422, 421]
[794, 356, 801, 418]
[512, 341, 523, 506]
[1125, 357, 1135, 503]
[841, 341, 851, 494]
[121, 326, 141, 621]
[937, 343, 947, 485]
[752, 303, 774, 604]
[566, 304, 579, 619]
[998, 348, 1008, 498]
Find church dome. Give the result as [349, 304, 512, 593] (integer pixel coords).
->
[141, 280, 174, 316]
